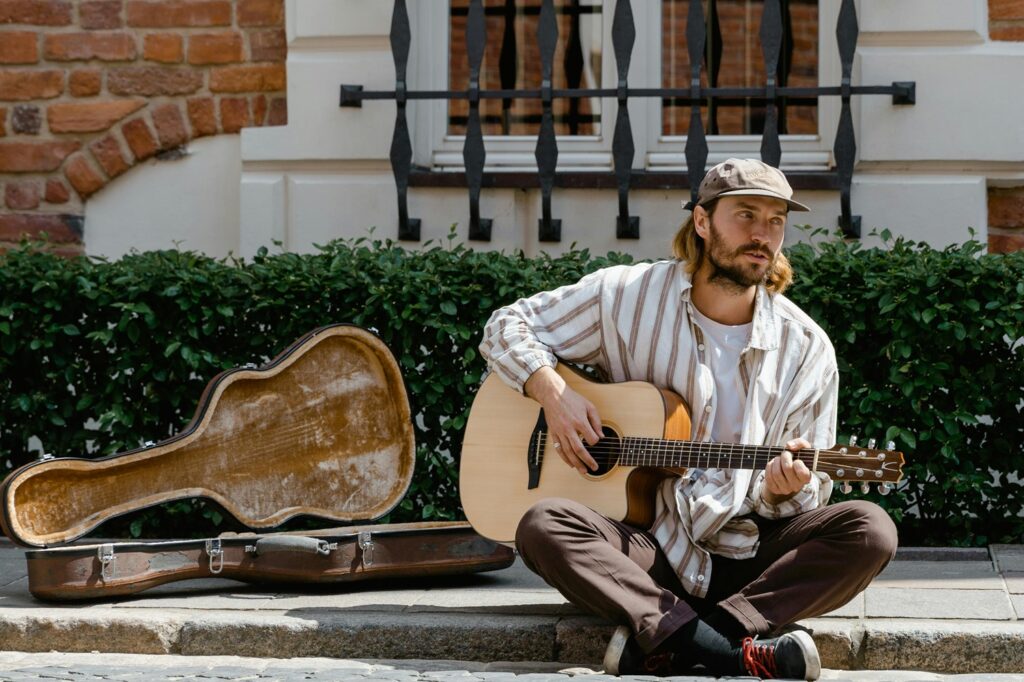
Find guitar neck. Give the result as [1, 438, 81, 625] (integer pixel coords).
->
[619, 437, 815, 471]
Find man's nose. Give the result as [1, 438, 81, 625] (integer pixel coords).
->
[749, 219, 770, 243]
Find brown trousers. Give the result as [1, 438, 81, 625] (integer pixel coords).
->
[515, 497, 898, 653]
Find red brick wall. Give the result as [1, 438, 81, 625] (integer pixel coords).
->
[0, 0, 287, 253]
[988, 188, 1024, 253]
[989, 0, 1024, 40]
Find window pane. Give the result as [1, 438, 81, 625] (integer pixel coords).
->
[661, 0, 818, 136]
[448, 0, 603, 136]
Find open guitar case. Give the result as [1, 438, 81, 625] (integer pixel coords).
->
[1, 324, 513, 601]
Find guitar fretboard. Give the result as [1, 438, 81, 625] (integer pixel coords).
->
[620, 436, 814, 470]
[538, 433, 817, 471]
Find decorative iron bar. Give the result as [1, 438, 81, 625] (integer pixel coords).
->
[340, 0, 915, 242]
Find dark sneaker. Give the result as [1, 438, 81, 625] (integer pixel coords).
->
[602, 625, 675, 676]
[740, 630, 821, 680]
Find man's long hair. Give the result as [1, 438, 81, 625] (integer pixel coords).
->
[671, 199, 794, 295]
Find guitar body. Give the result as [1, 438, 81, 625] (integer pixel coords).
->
[460, 365, 692, 543]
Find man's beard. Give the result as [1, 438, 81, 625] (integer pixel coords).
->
[704, 220, 776, 292]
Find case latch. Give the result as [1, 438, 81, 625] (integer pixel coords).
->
[98, 543, 115, 582]
[205, 539, 224, 574]
[358, 531, 374, 567]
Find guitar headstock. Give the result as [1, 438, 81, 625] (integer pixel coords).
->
[815, 435, 905, 495]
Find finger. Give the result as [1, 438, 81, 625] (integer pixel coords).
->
[574, 417, 600, 447]
[792, 458, 812, 484]
[778, 451, 802, 490]
[551, 436, 574, 468]
[568, 432, 598, 472]
[764, 457, 781, 495]
[585, 403, 603, 445]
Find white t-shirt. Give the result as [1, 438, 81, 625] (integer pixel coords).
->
[690, 306, 752, 444]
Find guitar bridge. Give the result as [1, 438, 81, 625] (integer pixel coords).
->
[526, 408, 547, 490]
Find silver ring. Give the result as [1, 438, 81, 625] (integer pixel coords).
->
[552, 442, 561, 449]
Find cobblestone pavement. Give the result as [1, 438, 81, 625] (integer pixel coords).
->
[0, 653, 1019, 682]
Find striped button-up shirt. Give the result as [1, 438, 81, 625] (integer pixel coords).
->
[479, 260, 838, 598]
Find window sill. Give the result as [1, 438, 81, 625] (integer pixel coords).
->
[408, 168, 840, 191]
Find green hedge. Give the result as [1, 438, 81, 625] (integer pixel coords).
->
[1, 232, 1022, 545]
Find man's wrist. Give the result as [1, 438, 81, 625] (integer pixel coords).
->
[761, 487, 797, 506]
[524, 365, 562, 404]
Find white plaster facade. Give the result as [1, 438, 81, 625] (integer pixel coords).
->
[83, 1, 1024, 259]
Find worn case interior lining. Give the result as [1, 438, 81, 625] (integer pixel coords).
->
[2, 325, 416, 548]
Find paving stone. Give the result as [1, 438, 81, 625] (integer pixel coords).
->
[861, 621, 1024, 674]
[195, 666, 265, 678]
[554, 617, 612, 664]
[482, 663, 580, 674]
[370, 661, 488, 674]
[865, 587, 1014, 620]
[178, 612, 558, 662]
[894, 548, 991, 562]
[473, 667, 520, 675]
[800, 620, 859, 671]
[1002, 572, 1024, 594]
[1010, 594, 1024, 619]
[407, 589, 577, 616]
[819, 593, 863, 618]
[0, 609, 182, 655]
[990, 545, 1024, 572]
[873, 562, 1003, 590]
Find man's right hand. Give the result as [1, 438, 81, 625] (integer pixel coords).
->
[524, 366, 603, 474]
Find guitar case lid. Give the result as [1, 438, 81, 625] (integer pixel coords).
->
[2, 324, 416, 548]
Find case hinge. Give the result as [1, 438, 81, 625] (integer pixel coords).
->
[358, 531, 374, 567]
[205, 539, 224, 574]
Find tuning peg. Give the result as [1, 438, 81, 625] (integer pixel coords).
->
[867, 438, 876, 449]
[885, 440, 896, 451]
[840, 481, 852, 494]
[860, 482, 871, 495]
[849, 435, 858, 447]
[879, 482, 893, 496]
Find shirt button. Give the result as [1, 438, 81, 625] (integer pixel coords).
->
[704, 405, 712, 413]
[697, 574, 705, 582]
[698, 343, 706, 351]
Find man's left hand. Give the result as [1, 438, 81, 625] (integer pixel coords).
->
[762, 438, 813, 505]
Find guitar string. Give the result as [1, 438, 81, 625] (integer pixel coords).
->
[533, 435, 895, 474]
[533, 435, 894, 462]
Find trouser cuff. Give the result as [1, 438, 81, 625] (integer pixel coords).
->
[718, 593, 771, 637]
[635, 599, 699, 653]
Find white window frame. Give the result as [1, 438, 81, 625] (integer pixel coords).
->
[410, 1, 840, 174]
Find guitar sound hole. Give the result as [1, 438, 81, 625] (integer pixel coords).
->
[584, 426, 620, 477]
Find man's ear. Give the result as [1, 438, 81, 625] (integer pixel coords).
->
[694, 206, 710, 239]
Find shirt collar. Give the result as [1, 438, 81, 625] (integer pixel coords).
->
[676, 261, 779, 352]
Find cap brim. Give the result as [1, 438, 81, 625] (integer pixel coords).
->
[715, 188, 810, 212]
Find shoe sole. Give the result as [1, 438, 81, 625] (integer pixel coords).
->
[788, 629, 821, 681]
[602, 625, 631, 676]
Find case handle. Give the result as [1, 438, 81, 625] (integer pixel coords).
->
[246, 536, 336, 556]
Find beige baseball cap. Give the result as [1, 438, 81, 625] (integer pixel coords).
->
[682, 158, 810, 212]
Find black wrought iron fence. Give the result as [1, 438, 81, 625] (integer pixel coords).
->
[340, 0, 915, 242]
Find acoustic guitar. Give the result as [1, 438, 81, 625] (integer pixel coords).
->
[460, 364, 905, 543]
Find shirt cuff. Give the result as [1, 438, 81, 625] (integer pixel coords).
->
[752, 471, 826, 519]
[493, 353, 557, 394]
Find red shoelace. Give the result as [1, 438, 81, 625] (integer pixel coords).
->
[742, 636, 778, 678]
[640, 652, 674, 675]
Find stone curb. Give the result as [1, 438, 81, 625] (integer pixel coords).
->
[0, 609, 1021, 674]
